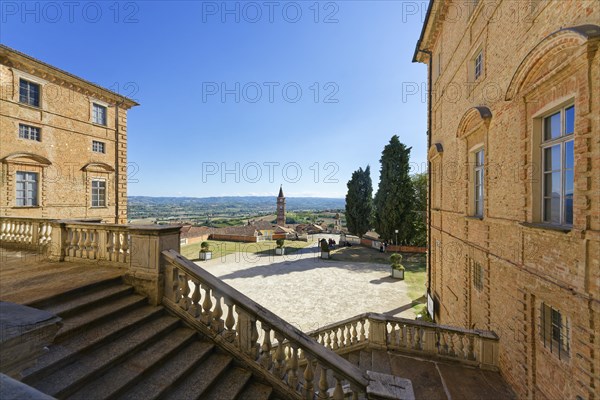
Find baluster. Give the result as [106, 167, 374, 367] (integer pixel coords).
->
[439, 331, 448, 355]
[397, 324, 404, 347]
[16, 222, 24, 242]
[332, 328, 339, 350]
[172, 269, 181, 303]
[212, 291, 224, 332]
[467, 335, 476, 360]
[273, 332, 286, 378]
[303, 355, 315, 400]
[389, 322, 397, 347]
[77, 229, 86, 258]
[38, 223, 46, 245]
[113, 232, 122, 262]
[224, 299, 236, 342]
[318, 364, 329, 400]
[201, 284, 213, 325]
[351, 321, 358, 345]
[415, 327, 422, 350]
[179, 273, 190, 310]
[326, 331, 332, 350]
[68, 228, 77, 257]
[332, 376, 344, 400]
[286, 343, 299, 389]
[250, 320, 259, 360]
[407, 326, 414, 349]
[345, 324, 352, 347]
[83, 229, 92, 259]
[448, 332, 456, 357]
[360, 320, 366, 342]
[457, 335, 465, 359]
[191, 279, 201, 317]
[121, 232, 130, 262]
[259, 324, 273, 370]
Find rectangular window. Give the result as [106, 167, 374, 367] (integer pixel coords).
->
[92, 103, 107, 126]
[91, 180, 106, 207]
[19, 79, 40, 107]
[92, 140, 106, 153]
[16, 171, 38, 207]
[474, 149, 484, 217]
[474, 50, 483, 80]
[473, 261, 483, 291]
[541, 303, 570, 360]
[19, 124, 41, 141]
[542, 105, 574, 225]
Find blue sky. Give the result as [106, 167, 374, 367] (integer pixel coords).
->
[1, 0, 429, 198]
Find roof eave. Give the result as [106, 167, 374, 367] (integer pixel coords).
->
[412, 0, 437, 63]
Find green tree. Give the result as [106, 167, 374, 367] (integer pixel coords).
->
[374, 135, 415, 245]
[411, 172, 428, 246]
[344, 165, 373, 238]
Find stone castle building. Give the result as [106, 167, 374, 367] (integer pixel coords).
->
[414, 1, 599, 399]
[0, 45, 138, 223]
[276, 185, 286, 226]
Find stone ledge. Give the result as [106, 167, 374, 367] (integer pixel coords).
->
[366, 370, 414, 400]
[0, 373, 56, 399]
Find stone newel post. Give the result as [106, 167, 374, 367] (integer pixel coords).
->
[126, 225, 181, 305]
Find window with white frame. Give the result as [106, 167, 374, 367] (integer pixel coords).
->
[19, 79, 40, 107]
[542, 105, 574, 225]
[92, 140, 106, 153]
[91, 179, 106, 207]
[540, 302, 570, 360]
[474, 50, 483, 81]
[19, 124, 41, 141]
[16, 171, 38, 206]
[92, 103, 107, 126]
[474, 148, 484, 217]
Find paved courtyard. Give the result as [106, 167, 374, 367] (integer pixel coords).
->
[193, 235, 419, 333]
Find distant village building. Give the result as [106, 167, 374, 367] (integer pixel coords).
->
[414, 1, 599, 399]
[0, 45, 138, 223]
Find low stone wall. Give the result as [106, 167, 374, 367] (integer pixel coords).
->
[361, 237, 426, 253]
[210, 234, 257, 243]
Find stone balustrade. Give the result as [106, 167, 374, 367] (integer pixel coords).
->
[162, 250, 379, 400]
[0, 217, 53, 249]
[309, 313, 499, 370]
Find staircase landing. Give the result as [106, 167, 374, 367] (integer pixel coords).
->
[0, 249, 125, 305]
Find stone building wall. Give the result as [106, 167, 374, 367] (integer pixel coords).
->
[416, 1, 599, 398]
[0, 46, 137, 223]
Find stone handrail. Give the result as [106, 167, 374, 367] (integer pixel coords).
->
[308, 313, 499, 370]
[0, 217, 53, 248]
[162, 249, 372, 400]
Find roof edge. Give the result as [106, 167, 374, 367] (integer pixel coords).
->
[0, 44, 139, 108]
[412, 0, 436, 63]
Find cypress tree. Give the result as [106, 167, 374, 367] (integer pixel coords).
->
[374, 135, 415, 245]
[344, 166, 373, 238]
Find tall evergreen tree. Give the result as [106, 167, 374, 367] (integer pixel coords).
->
[374, 135, 415, 245]
[344, 166, 373, 238]
[411, 172, 428, 247]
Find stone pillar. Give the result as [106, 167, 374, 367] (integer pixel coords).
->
[47, 221, 66, 262]
[125, 225, 181, 306]
[368, 316, 388, 350]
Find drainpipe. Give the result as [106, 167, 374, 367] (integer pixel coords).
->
[418, 49, 433, 302]
[114, 101, 124, 224]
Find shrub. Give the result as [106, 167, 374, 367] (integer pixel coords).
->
[276, 239, 285, 248]
[200, 241, 210, 253]
[390, 253, 405, 270]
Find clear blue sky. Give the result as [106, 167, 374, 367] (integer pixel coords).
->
[1, 0, 429, 198]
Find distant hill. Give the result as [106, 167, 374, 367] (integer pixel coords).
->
[128, 196, 345, 221]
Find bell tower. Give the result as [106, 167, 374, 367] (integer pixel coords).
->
[276, 185, 286, 226]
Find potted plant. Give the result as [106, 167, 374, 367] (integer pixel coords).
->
[390, 253, 405, 279]
[275, 239, 285, 255]
[320, 239, 330, 259]
[199, 241, 212, 261]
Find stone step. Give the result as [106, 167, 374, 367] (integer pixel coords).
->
[161, 352, 233, 400]
[27, 314, 181, 398]
[27, 277, 125, 309]
[43, 284, 134, 318]
[65, 327, 199, 400]
[116, 340, 217, 400]
[237, 381, 274, 400]
[200, 366, 252, 400]
[56, 294, 147, 341]
[22, 305, 164, 382]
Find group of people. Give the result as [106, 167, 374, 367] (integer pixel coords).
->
[379, 241, 389, 253]
[317, 238, 337, 250]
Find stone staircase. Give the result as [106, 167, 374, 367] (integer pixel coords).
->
[21, 277, 278, 400]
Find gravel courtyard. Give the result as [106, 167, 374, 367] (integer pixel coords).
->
[193, 235, 417, 333]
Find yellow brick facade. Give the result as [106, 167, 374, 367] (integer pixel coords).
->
[415, 1, 599, 399]
[0, 46, 137, 223]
